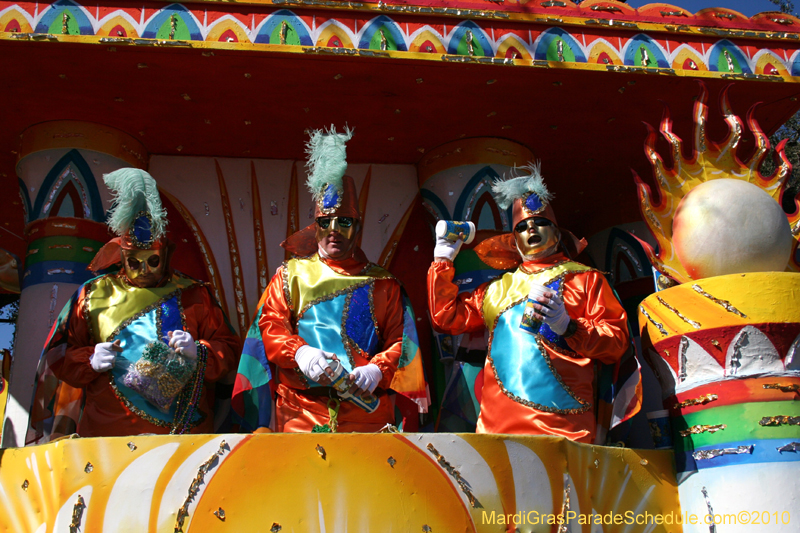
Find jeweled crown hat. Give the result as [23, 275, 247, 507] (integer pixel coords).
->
[104, 168, 168, 249]
[305, 125, 360, 219]
[473, 161, 587, 267]
[281, 126, 365, 257]
[88, 168, 170, 272]
[491, 162, 558, 228]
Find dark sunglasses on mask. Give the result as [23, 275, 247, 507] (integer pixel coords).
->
[316, 216, 355, 229]
[514, 217, 553, 233]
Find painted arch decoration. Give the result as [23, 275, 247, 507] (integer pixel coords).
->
[447, 20, 492, 57]
[31, 150, 104, 223]
[316, 19, 354, 49]
[206, 16, 251, 44]
[96, 14, 139, 38]
[255, 10, 312, 46]
[34, 0, 93, 35]
[0, 6, 33, 32]
[358, 15, 407, 51]
[708, 39, 752, 74]
[672, 45, 708, 72]
[496, 34, 531, 61]
[408, 27, 446, 54]
[587, 39, 622, 66]
[142, 4, 202, 41]
[623, 34, 669, 68]
[534, 27, 586, 63]
[753, 50, 789, 76]
[453, 166, 509, 231]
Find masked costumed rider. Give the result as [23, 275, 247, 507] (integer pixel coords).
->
[427, 164, 629, 442]
[32, 169, 240, 439]
[232, 127, 428, 433]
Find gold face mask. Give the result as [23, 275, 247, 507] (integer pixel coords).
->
[121, 248, 167, 287]
[514, 216, 560, 260]
[315, 216, 359, 260]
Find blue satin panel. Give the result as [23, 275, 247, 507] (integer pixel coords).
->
[345, 285, 379, 356]
[110, 296, 193, 423]
[297, 294, 353, 387]
[492, 301, 582, 410]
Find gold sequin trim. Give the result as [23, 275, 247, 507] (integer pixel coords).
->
[426, 443, 478, 507]
[679, 424, 726, 437]
[760, 415, 800, 426]
[763, 383, 800, 393]
[297, 279, 374, 320]
[106, 286, 203, 430]
[340, 283, 381, 369]
[106, 286, 190, 342]
[486, 298, 590, 415]
[82, 274, 113, 343]
[691, 284, 747, 318]
[674, 393, 718, 409]
[639, 305, 669, 336]
[657, 296, 702, 329]
[281, 261, 293, 313]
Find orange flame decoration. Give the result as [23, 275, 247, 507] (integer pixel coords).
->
[633, 82, 800, 283]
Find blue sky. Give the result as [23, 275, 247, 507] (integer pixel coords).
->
[626, 0, 788, 16]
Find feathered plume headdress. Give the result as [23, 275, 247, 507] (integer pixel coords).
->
[104, 168, 167, 248]
[491, 162, 553, 211]
[305, 125, 354, 215]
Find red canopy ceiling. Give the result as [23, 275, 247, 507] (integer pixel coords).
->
[2, 36, 799, 258]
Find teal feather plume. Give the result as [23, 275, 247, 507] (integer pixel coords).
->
[305, 125, 354, 202]
[491, 162, 553, 210]
[103, 168, 167, 238]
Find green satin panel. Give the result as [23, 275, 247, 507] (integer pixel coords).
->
[284, 255, 393, 316]
[481, 261, 591, 329]
[85, 274, 197, 342]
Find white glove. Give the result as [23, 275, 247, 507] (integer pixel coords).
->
[168, 330, 197, 360]
[537, 293, 571, 336]
[295, 345, 335, 383]
[434, 234, 463, 262]
[348, 363, 383, 394]
[91, 340, 122, 372]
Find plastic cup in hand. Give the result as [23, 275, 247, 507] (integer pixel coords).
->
[435, 220, 476, 244]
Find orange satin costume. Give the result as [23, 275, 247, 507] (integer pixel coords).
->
[260, 252, 406, 432]
[428, 253, 629, 442]
[50, 273, 240, 438]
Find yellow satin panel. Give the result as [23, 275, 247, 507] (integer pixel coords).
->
[482, 261, 592, 329]
[284, 254, 393, 315]
[86, 274, 198, 342]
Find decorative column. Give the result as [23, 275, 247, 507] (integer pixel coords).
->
[2, 121, 146, 448]
[418, 137, 533, 432]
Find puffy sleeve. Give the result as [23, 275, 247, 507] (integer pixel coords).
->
[427, 260, 487, 336]
[368, 279, 404, 389]
[258, 266, 307, 369]
[183, 284, 242, 382]
[53, 286, 102, 388]
[562, 271, 629, 364]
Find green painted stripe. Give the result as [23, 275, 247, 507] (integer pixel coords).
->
[673, 400, 800, 452]
[26, 236, 103, 266]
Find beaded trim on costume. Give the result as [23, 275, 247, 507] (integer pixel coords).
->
[82, 275, 111, 343]
[486, 308, 591, 414]
[484, 265, 596, 415]
[105, 281, 205, 429]
[296, 278, 374, 320]
[340, 283, 381, 369]
[281, 261, 293, 313]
